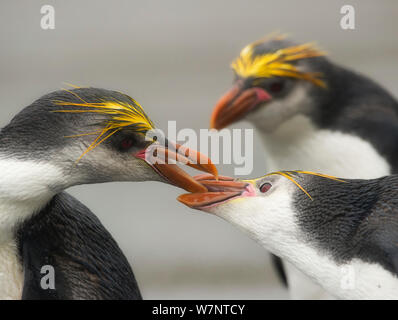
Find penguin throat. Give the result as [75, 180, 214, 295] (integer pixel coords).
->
[260, 114, 391, 179]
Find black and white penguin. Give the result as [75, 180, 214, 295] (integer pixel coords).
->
[209, 34, 398, 298]
[0, 87, 217, 299]
[178, 172, 398, 300]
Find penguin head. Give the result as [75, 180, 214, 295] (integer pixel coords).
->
[210, 35, 329, 133]
[0, 88, 217, 194]
[177, 171, 345, 251]
[177, 173, 298, 245]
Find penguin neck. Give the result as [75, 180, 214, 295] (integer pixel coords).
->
[0, 155, 65, 242]
[257, 114, 391, 179]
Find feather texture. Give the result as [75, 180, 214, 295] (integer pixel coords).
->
[231, 34, 327, 87]
[52, 90, 154, 161]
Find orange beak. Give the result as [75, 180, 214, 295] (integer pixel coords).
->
[210, 85, 271, 130]
[136, 142, 218, 193]
[177, 174, 253, 209]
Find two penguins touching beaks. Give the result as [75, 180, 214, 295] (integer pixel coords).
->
[1, 35, 398, 300]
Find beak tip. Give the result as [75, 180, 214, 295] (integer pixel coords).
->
[208, 165, 219, 180]
[209, 119, 217, 131]
[209, 124, 220, 131]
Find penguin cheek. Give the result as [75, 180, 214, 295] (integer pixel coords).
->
[245, 99, 290, 133]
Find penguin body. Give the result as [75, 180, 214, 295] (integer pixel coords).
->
[0, 159, 59, 299]
[290, 174, 398, 299]
[178, 172, 398, 299]
[262, 114, 391, 179]
[18, 192, 141, 300]
[0, 166, 141, 300]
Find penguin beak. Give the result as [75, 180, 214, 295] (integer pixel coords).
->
[177, 174, 254, 209]
[210, 85, 271, 130]
[135, 142, 218, 193]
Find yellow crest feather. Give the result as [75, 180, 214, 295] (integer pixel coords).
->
[53, 90, 154, 161]
[231, 35, 327, 87]
[264, 170, 346, 200]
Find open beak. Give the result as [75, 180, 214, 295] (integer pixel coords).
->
[177, 174, 254, 209]
[210, 85, 271, 130]
[135, 142, 218, 193]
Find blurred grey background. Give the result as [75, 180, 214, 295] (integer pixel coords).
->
[1, 0, 397, 299]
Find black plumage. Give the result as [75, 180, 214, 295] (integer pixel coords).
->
[293, 173, 398, 276]
[310, 65, 398, 172]
[17, 192, 142, 300]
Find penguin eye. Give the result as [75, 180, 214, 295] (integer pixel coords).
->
[260, 183, 272, 193]
[120, 138, 134, 151]
[268, 80, 284, 94]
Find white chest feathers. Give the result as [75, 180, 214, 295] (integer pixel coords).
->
[0, 241, 23, 299]
[261, 115, 391, 179]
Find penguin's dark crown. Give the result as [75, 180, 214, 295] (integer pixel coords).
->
[0, 87, 155, 160]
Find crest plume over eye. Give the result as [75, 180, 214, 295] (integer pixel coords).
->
[53, 89, 154, 161]
[231, 36, 327, 88]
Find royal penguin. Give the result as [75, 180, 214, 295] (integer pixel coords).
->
[0, 87, 217, 299]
